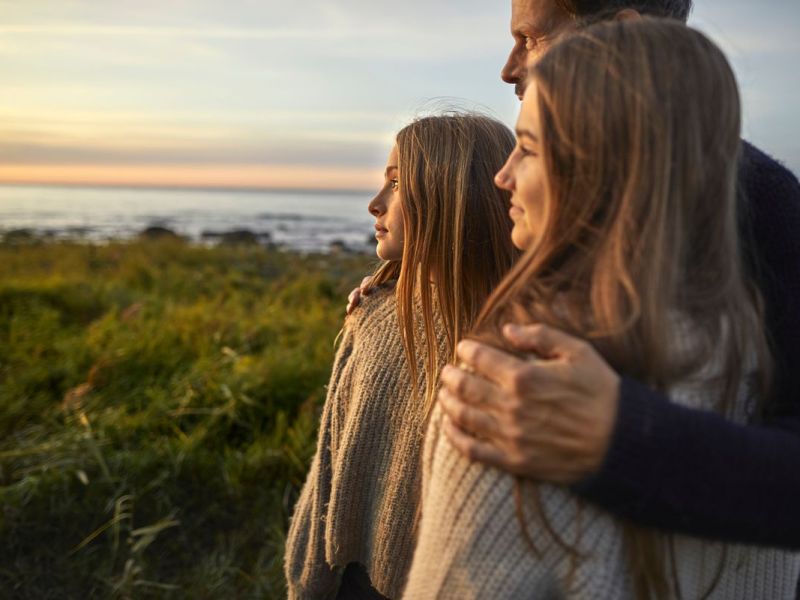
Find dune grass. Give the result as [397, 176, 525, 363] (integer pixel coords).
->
[0, 239, 374, 599]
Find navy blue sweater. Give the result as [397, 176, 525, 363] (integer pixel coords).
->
[574, 142, 800, 549]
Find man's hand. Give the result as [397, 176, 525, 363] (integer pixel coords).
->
[346, 276, 374, 315]
[439, 323, 620, 484]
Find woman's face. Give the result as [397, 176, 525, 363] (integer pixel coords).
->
[495, 81, 548, 251]
[368, 144, 405, 261]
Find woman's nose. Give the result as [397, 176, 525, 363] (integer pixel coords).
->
[495, 158, 515, 191]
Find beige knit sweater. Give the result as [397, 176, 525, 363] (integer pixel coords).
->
[404, 320, 800, 599]
[284, 288, 446, 600]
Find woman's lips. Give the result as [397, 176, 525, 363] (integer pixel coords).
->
[509, 205, 524, 219]
[374, 224, 389, 239]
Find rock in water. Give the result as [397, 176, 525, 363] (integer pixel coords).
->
[139, 226, 181, 240]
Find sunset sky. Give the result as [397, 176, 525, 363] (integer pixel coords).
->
[2, 0, 798, 191]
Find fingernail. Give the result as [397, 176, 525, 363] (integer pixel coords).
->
[457, 339, 476, 354]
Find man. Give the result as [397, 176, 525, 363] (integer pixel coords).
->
[437, 0, 800, 549]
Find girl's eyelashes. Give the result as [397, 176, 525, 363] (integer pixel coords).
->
[390, 178, 399, 191]
[518, 143, 537, 158]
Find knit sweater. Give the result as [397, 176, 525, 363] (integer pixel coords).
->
[575, 142, 800, 547]
[284, 288, 446, 600]
[404, 317, 800, 599]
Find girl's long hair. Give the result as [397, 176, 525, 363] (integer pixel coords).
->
[368, 113, 519, 418]
[471, 19, 770, 599]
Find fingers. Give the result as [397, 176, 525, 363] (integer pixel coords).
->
[502, 323, 582, 358]
[439, 364, 502, 408]
[456, 339, 538, 391]
[359, 276, 373, 295]
[442, 418, 511, 471]
[438, 388, 498, 439]
[346, 287, 361, 315]
[455, 340, 524, 385]
[348, 277, 374, 315]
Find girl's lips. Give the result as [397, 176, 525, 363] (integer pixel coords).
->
[509, 205, 524, 219]
[374, 224, 389, 238]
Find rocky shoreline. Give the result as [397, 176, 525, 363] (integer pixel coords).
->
[0, 225, 378, 255]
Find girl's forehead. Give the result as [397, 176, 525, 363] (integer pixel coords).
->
[387, 144, 399, 166]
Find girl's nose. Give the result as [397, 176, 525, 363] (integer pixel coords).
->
[368, 192, 385, 217]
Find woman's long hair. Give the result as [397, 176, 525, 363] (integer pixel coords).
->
[472, 19, 770, 599]
[368, 113, 519, 418]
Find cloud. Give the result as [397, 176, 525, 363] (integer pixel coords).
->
[0, 163, 383, 191]
[0, 108, 393, 169]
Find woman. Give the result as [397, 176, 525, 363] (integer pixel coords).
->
[403, 19, 800, 599]
[284, 113, 518, 599]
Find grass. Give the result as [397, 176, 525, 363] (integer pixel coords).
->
[0, 239, 374, 599]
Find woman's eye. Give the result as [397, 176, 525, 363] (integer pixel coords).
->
[524, 36, 536, 50]
[390, 179, 399, 191]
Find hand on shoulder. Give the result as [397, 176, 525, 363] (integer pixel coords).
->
[346, 276, 396, 315]
[439, 323, 620, 485]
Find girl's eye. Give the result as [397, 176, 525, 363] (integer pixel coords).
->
[524, 36, 536, 50]
[518, 144, 537, 158]
[390, 179, 399, 191]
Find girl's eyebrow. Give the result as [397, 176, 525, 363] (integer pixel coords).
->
[384, 165, 398, 177]
[515, 128, 539, 142]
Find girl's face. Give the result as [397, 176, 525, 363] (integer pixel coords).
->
[495, 81, 548, 251]
[368, 144, 405, 261]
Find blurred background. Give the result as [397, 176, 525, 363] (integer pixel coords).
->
[1, 0, 798, 249]
[0, 1, 798, 598]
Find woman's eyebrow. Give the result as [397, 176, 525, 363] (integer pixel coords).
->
[515, 128, 539, 142]
[384, 165, 398, 177]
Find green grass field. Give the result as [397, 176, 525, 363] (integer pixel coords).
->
[0, 239, 374, 599]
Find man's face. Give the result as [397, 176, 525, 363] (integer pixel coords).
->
[502, 0, 575, 100]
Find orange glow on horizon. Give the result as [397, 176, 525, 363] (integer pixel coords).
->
[0, 164, 383, 192]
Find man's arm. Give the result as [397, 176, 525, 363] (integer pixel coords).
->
[572, 375, 800, 547]
[441, 324, 800, 549]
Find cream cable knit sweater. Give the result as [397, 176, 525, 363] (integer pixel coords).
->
[285, 288, 446, 600]
[404, 322, 800, 599]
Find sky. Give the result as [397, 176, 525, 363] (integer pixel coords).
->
[1, 0, 798, 191]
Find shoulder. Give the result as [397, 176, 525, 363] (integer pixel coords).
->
[741, 141, 799, 185]
[739, 141, 800, 216]
[737, 142, 800, 282]
[343, 284, 396, 335]
[329, 286, 397, 378]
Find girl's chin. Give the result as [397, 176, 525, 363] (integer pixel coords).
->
[376, 242, 402, 262]
[511, 227, 533, 251]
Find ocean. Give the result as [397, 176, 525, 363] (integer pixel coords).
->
[0, 184, 376, 253]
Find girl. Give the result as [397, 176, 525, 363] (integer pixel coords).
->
[404, 19, 800, 599]
[284, 113, 518, 599]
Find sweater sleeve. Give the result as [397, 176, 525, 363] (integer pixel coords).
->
[575, 146, 800, 549]
[573, 377, 800, 549]
[403, 406, 627, 599]
[284, 324, 356, 600]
